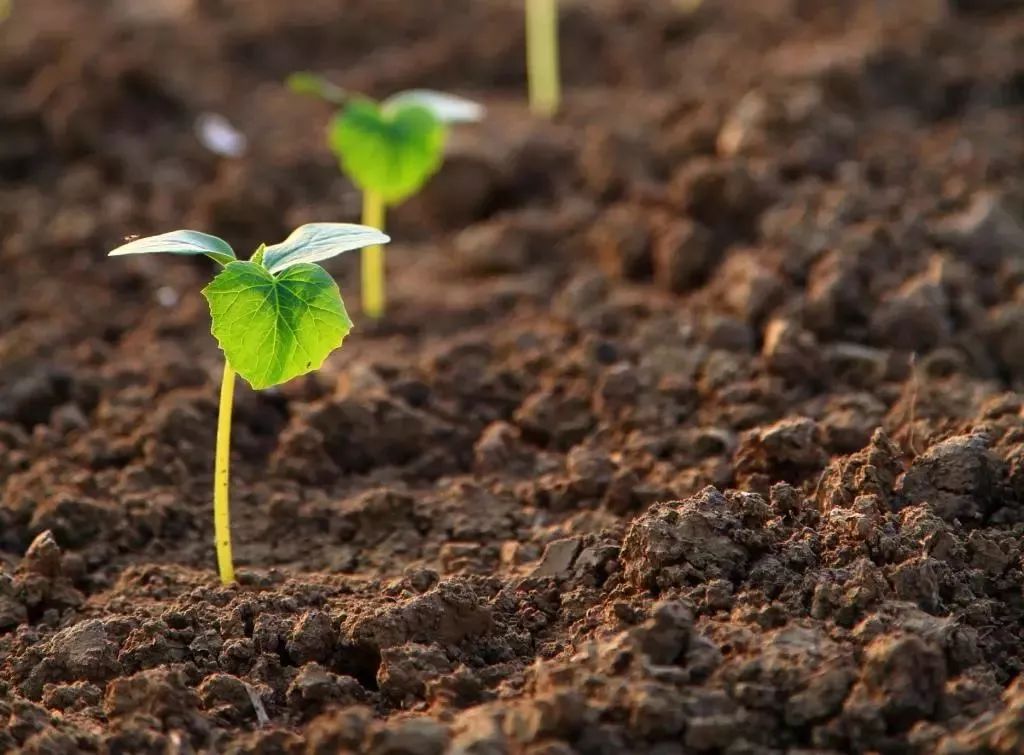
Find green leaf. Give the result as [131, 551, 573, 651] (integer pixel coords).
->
[203, 261, 352, 390]
[329, 98, 446, 205]
[262, 222, 390, 275]
[384, 90, 484, 125]
[108, 230, 235, 265]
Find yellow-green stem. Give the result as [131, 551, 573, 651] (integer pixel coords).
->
[214, 362, 236, 585]
[361, 190, 387, 318]
[526, 0, 561, 117]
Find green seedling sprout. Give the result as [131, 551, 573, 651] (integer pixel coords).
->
[526, 0, 561, 116]
[108, 224, 389, 584]
[288, 73, 483, 319]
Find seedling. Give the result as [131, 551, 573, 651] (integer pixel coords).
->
[108, 223, 389, 584]
[526, 0, 561, 116]
[288, 73, 483, 318]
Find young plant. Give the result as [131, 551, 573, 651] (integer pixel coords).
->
[526, 0, 561, 117]
[288, 73, 483, 319]
[108, 223, 389, 584]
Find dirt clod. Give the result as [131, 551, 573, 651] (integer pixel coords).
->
[899, 433, 1001, 521]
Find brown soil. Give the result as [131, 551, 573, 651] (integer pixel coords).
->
[3, 0, 1024, 752]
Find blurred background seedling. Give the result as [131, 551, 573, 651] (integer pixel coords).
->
[289, 73, 483, 319]
[526, 0, 561, 116]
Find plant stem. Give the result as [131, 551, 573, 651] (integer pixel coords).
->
[526, 0, 561, 117]
[214, 361, 236, 585]
[361, 190, 387, 318]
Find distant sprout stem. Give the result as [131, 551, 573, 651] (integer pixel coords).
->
[361, 190, 387, 318]
[214, 362, 236, 584]
[526, 0, 561, 117]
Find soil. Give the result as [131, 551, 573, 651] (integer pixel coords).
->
[2, 0, 1024, 752]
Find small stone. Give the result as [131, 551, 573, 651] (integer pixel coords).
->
[531, 538, 582, 579]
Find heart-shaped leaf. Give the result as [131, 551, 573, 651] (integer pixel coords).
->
[203, 261, 352, 390]
[108, 230, 236, 265]
[329, 98, 446, 205]
[262, 222, 390, 274]
[384, 90, 485, 125]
